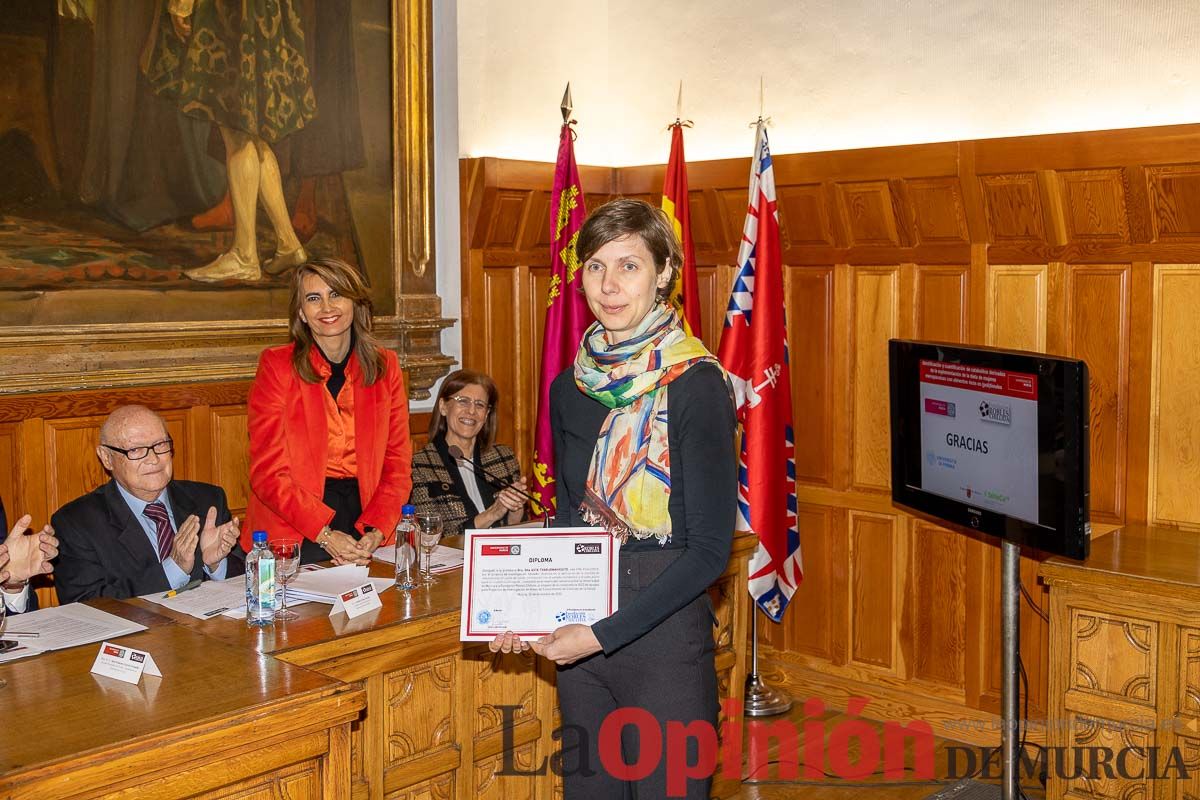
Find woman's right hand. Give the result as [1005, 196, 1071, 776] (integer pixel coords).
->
[475, 478, 528, 527]
[320, 528, 370, 565]
[499, 477, 528, 524]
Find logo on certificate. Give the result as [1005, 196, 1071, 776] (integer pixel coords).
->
[574, 543, 602, 554]
[477, 609, 492, 624]
[481, 544, 520, 556]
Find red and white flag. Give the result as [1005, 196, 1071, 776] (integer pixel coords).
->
[716, 122, 802, 622]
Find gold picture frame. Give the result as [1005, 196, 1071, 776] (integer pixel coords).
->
[0, 0, 451, 397]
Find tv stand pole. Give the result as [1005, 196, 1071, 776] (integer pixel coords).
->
[1000, 538, 1020, 800]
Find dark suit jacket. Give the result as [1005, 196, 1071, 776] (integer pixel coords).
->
[0, 500, 38, 613]
[52, 480, 247, 604]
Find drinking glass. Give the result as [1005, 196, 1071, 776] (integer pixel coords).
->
[416, 516, 443, 585]
[270, 538, 301, 620]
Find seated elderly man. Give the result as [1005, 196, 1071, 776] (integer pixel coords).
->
[53, 405, 245, 603]
[0, 501, 58, 614]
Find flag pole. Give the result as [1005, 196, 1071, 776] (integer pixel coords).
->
[745, 609, 792, 716]
[740, 90, 792, 717]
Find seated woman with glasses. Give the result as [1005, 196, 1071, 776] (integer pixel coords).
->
[245, 258, 412, 565]
[409, 370, 528, 537]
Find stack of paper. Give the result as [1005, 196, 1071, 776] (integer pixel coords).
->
[139, 576, 257, 620]
[286, 564, 393, 603]
[0, 603, 147, 663]
[373, 543, 464, 573]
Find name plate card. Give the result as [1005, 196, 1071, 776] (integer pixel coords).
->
[90, 640, 162, 685]
[330, 581, 383, 619]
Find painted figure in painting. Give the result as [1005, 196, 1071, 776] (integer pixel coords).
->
[143, 0, 315, 282]
[192, 0, 368, 248]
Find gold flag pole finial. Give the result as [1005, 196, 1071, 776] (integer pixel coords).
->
[667, 79, 693, 130]
[750, 75, 772, 128]
[561, 83, 573, 125]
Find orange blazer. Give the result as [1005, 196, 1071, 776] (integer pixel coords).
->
[241, 343, 412, 552]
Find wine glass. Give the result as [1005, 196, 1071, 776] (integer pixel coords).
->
[270, 538, 301, 620]
[416, 515, 443, 585]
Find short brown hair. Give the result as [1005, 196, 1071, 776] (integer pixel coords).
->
[288, 258, 387, 386]
[577, 198, 681, 304]
[429, 369, 500, 451]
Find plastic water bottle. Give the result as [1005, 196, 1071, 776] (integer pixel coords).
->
[245, 530, 276, 626]
[395, 504, 418, 591]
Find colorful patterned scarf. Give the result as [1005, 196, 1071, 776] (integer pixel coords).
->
[574, 304, 720, 543]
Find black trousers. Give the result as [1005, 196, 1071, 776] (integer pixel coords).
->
[300, 477, 363, 564]
[556, 549, 719, 799]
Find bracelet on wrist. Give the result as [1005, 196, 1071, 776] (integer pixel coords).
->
[2, 579, 29, 592]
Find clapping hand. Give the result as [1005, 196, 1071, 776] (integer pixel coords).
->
[497, 477, 528, 522]
[1, 514, 58, 584]
[171, 514, 201, 573]
[199, 507, 240, 569]
[480, 477, 529, 527]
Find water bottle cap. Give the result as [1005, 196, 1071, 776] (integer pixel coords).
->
[252, 530, 268, 543]
[401, 504, 416, 516]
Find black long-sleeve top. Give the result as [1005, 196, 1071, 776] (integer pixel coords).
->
[550, 361, 737, 654]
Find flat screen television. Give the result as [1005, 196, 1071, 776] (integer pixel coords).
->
[888, 340, 1090, 560]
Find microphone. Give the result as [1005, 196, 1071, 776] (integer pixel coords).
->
[448, 444, 551, 527]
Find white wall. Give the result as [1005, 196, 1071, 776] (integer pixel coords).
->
[426, 0, 462, 411]
[458, 0, 1200, 166]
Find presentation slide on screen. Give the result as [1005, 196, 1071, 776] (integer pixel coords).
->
[917, 360, 1039, 524]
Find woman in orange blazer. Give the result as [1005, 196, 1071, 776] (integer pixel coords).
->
[243, 258, 412, 565]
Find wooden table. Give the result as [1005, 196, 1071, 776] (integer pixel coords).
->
[130, 533, 757, 800]
[0, 620, 365, 800]
[2, 532, 753, 800]
[1040, 525, 1200, 799]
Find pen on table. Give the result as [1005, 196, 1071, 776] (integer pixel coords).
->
[3, 631, 39, 638]
[162, 579, 203, 599]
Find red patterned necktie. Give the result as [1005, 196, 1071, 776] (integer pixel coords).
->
[144, 501, 175, 563]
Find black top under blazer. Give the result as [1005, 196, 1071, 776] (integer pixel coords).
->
[550, 361, 738, 654]
[52, 479, 246, 604]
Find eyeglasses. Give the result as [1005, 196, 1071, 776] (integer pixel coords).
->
[103, 438, 174, 461]
[448, 395, 491, 412]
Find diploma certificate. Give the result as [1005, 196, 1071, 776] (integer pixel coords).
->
[459, 527, 618, 642]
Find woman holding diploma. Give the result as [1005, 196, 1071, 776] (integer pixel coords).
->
[244, 257, 412, 565]
[492, 199, 737, 798]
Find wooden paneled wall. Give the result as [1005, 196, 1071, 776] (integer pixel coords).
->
[461, 122, 1200, 739]
[0, 382, 432, 607]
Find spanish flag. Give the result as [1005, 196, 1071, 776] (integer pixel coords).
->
[661, 123, 702, 338]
